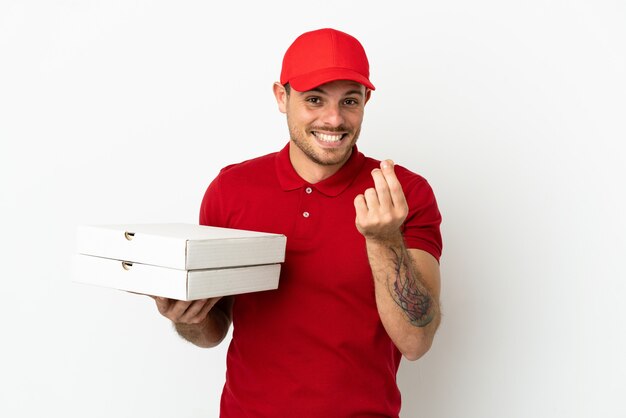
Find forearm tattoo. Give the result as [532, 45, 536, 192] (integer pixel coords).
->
[389, 248, 434, 327]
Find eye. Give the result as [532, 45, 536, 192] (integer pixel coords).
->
[344, 98, 358, 106]
[306, 97, 321, 104]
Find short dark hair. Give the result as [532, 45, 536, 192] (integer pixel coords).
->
[284, 83, 291, 96]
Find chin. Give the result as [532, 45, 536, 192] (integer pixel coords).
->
[315, 147, 354, 166]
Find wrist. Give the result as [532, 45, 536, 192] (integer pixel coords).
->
[174, 321, 203, 336]
[364, 230, 404, 248]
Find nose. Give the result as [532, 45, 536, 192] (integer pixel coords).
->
[320, 103, 345, 128]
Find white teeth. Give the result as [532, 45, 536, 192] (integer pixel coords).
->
[315, 132, 343, 142]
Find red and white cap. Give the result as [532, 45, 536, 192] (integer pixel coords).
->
[280, 28, 375, 92]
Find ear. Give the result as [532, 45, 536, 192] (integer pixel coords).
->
[364, 88, 372, 105]
[273, 82, 288, 114]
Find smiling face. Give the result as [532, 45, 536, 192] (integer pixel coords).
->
[274, 80, 371, 182]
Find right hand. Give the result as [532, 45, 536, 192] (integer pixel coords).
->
[152, 296, 222, 325]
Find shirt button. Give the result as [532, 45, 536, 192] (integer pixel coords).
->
[303, 211, 310, 218]
[305, 187, 313, 194]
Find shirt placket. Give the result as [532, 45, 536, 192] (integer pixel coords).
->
[293, 185, 318, 239]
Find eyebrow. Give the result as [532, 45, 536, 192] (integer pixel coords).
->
[308, 87, 364, 97]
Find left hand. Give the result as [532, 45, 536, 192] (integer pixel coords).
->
[354, 159, 409, 243]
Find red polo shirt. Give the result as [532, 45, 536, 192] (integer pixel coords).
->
[200, 143, 442, 418]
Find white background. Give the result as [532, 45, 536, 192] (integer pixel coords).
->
[1, 1, 625, 417]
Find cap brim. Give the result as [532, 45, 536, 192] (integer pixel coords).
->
[288, 68, 375, 92]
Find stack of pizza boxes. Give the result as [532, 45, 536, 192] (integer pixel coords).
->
[74, 223, 287, 300]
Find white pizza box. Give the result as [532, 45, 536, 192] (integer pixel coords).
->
[74, 254, 281, 300]
[76, 223, 287, 270]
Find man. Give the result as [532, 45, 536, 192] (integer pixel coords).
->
[154, 28, 442, 417]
